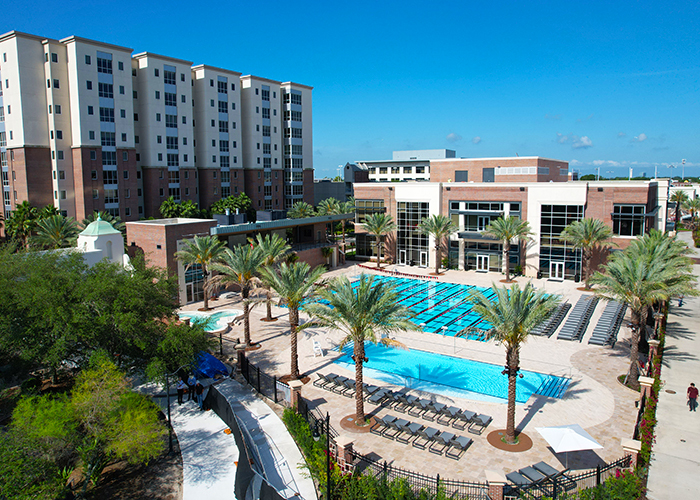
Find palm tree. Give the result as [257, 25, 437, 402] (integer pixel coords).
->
[590, 230, 697, 389]
[175, 235, 227, 311]
[254, 233, 291, 321]
[560, 218, 614, 289]
[5, 201, 39, 248]
[483, 216, 532, 282]
[209, 245, 265, 346]
[316, 197, 340, 216]
[362, 212, 396, 268]
[670, 190, 690, 229]
[81, 211, 126, 234]
[287, 201, 316, 219]
[302, 274, 417, 423]
[33, 214, 81, 249]
[260, 262, 326, 380]
[463, 283, 560, 444]
[418, 214, 457, 275]
[683, 197, 700, 221]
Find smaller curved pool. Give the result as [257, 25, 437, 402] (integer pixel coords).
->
[178, 309, 242, 333]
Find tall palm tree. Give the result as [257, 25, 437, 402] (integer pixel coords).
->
[560, 218, 614, 289]
[287, 201, 316, 219]
[260, 262, 326, 380]
[33, 214, 81, 249]
[591, 231, 697, 389]
[362, 212, 396, 268]
[683, 197, 700, 221]
[5, 201, 39, 248]
[254, 233, 291, 321]
[483, 216, 532, 282]
[418, 214, 457, 275]
[463, 283, 560, 444]
[670, 190, 690, 229]
[316, 197, 340, 216]
[175, 235, 227, 311]
[302, 274, 417, 423]
[337, 198, 355, 264]
[209, 245, 265, 346]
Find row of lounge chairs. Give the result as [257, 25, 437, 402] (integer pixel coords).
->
[588, 300, 626, 347]
[370, 414, 473, 459]
[314, 373, 492, 434]
[506, 461, 575, 491]
[531, 302, 572, 337]
[557, 295, 598, 341]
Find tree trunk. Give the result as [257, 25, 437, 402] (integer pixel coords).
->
[628, 309, 641, 390]
[202, 266, 210, 311]
[341, 224, 346, 264]
[505, 347, 518, 444]
[290, 307, 299, 379]
[354, 340, 365, 422]
[503, 239, 511, 282]
[242, 288, 251, 346]
[265, 287, 273, 321]
[376, 237, 382, 269]
[435, 241, 441, 275]
[583, 249, 591, 290]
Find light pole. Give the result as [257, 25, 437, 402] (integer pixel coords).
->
[596, 166, 600, 181]
[669, 164, 676, 181]
[682, 159, 686, 181]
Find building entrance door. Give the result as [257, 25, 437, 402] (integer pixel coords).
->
[419, 251, 428, 267]
[477, 216, 490, 232]
[476, 254, 489, 272]
[550, 261, 565, 281]
[398, 250, 407, 265]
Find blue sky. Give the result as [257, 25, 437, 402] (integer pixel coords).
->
[3, 1, 699, 178]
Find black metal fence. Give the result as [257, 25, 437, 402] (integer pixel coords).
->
[297, 395, 339, 438]
[240, 356, 291, 407]
[349, 449, 492, 500]
[504, 455, 633, 500]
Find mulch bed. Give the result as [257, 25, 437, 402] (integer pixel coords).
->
[260, 317, 279, 322]
[486, 429, 533, 452]
[278, 374, 311, 385]
[340, 414, 376, 434]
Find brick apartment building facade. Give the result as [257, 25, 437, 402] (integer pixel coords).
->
[0, 30, 314, 230]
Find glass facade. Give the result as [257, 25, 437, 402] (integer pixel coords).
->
[355, 199, 385, 224]
[185, 264, 204, 303]
[612, 204, 646, 236]
[539, 204, 583, 280]
[397, 202, 429, 266]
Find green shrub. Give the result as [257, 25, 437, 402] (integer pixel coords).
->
[551, 469, 644, 500]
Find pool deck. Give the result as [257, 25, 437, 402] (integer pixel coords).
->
[181, 264, 639, 482]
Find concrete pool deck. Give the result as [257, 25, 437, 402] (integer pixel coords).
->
[182, 264, 639, 482]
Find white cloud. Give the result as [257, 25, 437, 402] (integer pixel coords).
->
[446, 133, 462, 143]
[472, 136, 482, 144]
[556, 132, 569, 144]
[617, 132, 627, 138]
[632, 133, 648, 142]
[592, 160, 605, 166]
[569, 159, 582, 166]
[572, 135, 593, 149]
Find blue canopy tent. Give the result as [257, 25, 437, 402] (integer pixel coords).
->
[193, 352, 230, 379]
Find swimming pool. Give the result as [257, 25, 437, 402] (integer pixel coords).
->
[349, 275, 495, 339]
[334, 342, 569, 403]
[178, 309, 242, 333]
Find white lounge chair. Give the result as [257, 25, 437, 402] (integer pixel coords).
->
[312, 339, 325, 357]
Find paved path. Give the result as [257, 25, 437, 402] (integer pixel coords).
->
[646, 233, 700, 500]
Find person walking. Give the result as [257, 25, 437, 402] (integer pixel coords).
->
[687, 383, 698, 412]
[176, 376, 187, 405]
[195, 381, 204, 410]
[187, 374, 197, 401]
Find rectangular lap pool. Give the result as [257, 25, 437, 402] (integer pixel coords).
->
[350, 275, 494, 339]
[334, 342, 570, 404]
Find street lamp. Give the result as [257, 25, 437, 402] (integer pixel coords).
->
[682, 159, 686, 181]
[668, 164, 676, 181]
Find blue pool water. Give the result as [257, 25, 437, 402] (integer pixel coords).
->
[178, 309, 242, 332]
[334, 342, 570, 403]
[349, 275, 495, 339]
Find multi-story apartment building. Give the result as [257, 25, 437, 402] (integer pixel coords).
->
[0, 30, 313, 226]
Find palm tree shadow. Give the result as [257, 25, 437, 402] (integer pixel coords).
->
[516, 395, 548, 432]
[660, 345, 697, 366]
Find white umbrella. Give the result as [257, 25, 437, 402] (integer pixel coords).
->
[536, 424, 603, 468]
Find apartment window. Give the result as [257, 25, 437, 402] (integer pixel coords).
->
[98, 82, 113, 98]
[181, 94, 185, 103]
[292, 93, 302, 105]
[89, 131, 95, 140]
[53, 79, 60, 89]
[85, 55, 91, 65]
[120, 109, 126, 118]
[156, 113, 161, 121]
[231, 121, 236, 128]
[256, 106, 259, 114]
[100, 132, 116, 146]
[92, 189, 98, 199]
[119, 85, 125, 95]
[158, 153, 163, 161]
[182, 137, 187, 145]
[231, 102, 235, 110]
[167, 154, 179, 167]
[218, 100, 227, 113]
[159, 188, 164, 197]
[155, 91, 160, 99]
[51, 52, 58, 63]
[121, 133, 127, 142]
[103, 170, 118, 184]
[102, 151, 117, 165]
[56, 130, 63, 140]
[219, 140, 229, 152]
[210, 79, 214, 87]
[157, 135, 162, 144]
[219, 120, 228, 133]
[217, 80, 227, 94]
[138, 188, 142, 196]
[134, 136, 139, 144]
[164, 92, 177, 106]
[211, 119, 215, 127]
[125, 207, 131, 216]
[220, 156, 230, 168]
[164, 70, 176, 85]
[262, 108, 270, 119]
[221, 170, 230, 182]
[182, 116, 186, 124]
[99, 108, 115, 122]
[57, 151, 64, 160]
[133, 91, 137, 98]
[118, 61, 124, 71]
[165, 114, 178, 128]
[55, 104, 61, 114]
[123, 152, 128, 163]
[154, 68, 159, 77]
[88, 105, 94, 115]
[0, 108, 3, 122]
[104, 189, 118, 204]
[181, 73, 185, 82]
[184, 171, 189, 180]
[166, 136, 178, 149]
[263, 143, 271, 154]
[210, 99, 215, 107]
[97, 57, 112, 74]
[90, 151, 97, 161]
[233, 156, 237, 164]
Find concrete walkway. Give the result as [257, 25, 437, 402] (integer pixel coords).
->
[646, 233, 700, 499]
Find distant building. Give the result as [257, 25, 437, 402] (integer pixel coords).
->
[343, 162, 369, 199]
[313, 179, 345, 205]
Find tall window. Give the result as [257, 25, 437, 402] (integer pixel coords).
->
[612, 205, 646, 236]
[98, 83, 113, 98]
[397, 202, 429, 266]
[99, 108, 115, 122]
[97, 57, 112, 74]
[164, 92, 177, 106]
[539, 204, 583, 280]
[355, 199, 384, 224]
[218, 101, 228, 113]
[217, 80, 228, 94]
[163, 70, 176, 85]
[165, 114, 178, 128]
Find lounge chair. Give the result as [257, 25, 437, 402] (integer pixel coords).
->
[506, 471, 531, 486]
[337, 378, 356, 397]
[367, 389, 390, 405]
[329, 375, 349, 394]
[363, 384, 381, 397]
[407, 398, 430, 418]
[413, 426, 439, 450]
[422, 401, 446, 422]
[312, 339, 325, 357]
[452, 409, 476, 430]
[446, 435, 473, 459]
[394, 393, 419, 413]
[370, 414, 396, 436]
[429, 431, 455, 455]
[468, 414, 492, 434]
[396, 421, 422, 444]
[532, 462, 576, 490]
[436, 405, 461, 426]
[313, 372, 338, 389]
[532, 461, 560, 477]
[385, 417, 410, 440]
[519, 466, 546, 483]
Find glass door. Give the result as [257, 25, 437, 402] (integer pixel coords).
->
[419, 251, 428, 267]
[477, 216, 490, 232]
[550, 261, 565, 280]
[476, 254, 489, 272]
[398, 249, 407, 265]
